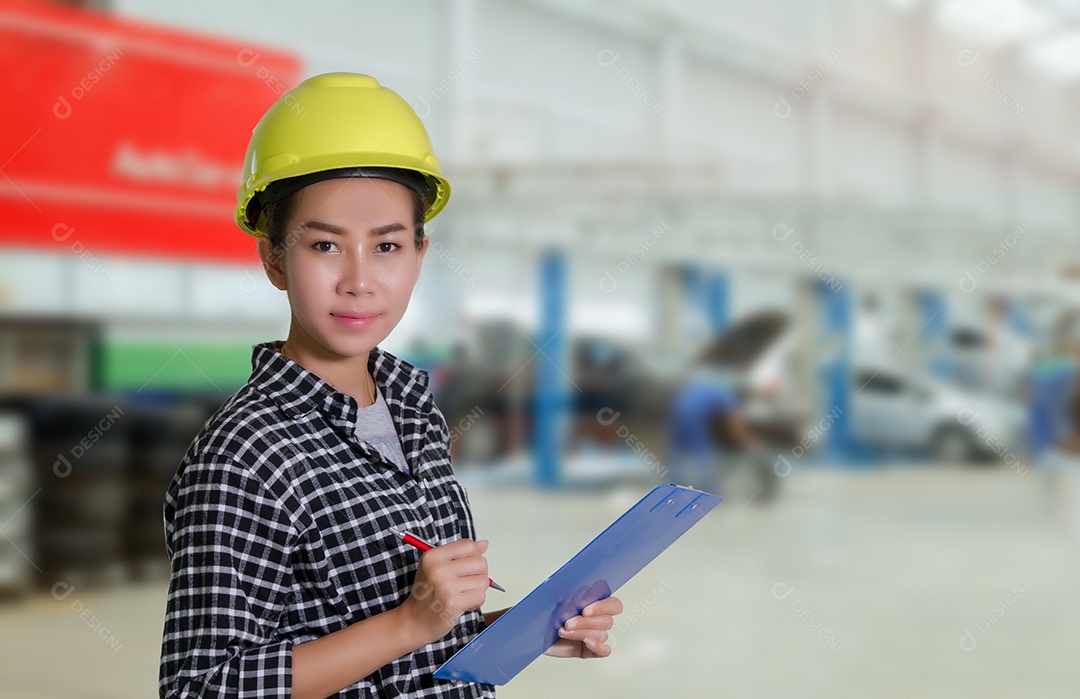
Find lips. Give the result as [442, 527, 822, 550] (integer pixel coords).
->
[331, 311, 380, 328]
[332, 312, 379, 320]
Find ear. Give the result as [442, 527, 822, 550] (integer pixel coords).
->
[257, 236, 288, 291]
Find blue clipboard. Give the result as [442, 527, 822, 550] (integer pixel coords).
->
[433, 484, 722, 685]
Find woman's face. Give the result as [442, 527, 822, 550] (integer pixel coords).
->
[258, 177, 429, 360]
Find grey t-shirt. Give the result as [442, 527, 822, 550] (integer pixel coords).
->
[355, 385, 411, 474]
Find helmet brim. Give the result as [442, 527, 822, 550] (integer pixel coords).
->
[244, 166, 435, 233]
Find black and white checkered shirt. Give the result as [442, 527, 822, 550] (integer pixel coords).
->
[159, 341, 495, 698]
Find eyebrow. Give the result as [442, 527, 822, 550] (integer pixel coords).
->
[298, 221, 408, 236]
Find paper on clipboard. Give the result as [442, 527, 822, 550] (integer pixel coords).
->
[433, 484, 722, 686]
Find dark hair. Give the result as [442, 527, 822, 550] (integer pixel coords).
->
[263, 184, 428, 253]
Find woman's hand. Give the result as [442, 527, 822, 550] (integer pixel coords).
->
[543, 596, 624, 659]
[398, 539, 490, 647]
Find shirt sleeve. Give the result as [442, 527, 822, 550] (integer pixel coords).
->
[159, 450, 297, 699]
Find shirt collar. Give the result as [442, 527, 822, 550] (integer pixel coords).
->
[249, 340, 434, 427]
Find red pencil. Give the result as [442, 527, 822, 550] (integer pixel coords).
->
[389, 526, 506, 592]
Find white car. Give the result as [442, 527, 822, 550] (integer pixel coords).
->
[850, 366, 1027, 462]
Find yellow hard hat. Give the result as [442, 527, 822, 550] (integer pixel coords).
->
[234, 72, 451, 237]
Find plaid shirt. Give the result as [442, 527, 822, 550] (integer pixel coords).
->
[159, 341, 495, 698]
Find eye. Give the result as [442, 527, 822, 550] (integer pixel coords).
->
[311, 240, 337, 253]
[376, 242, 402, 253]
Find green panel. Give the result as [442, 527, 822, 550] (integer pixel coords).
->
[98, 340, 255, 391]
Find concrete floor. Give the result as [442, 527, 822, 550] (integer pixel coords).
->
[1, 461, 1077, 698]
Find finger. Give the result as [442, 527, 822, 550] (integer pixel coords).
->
[583, 596, 623, 616]
[557, 627, 609, 644]
[462, 588, 488, 612]
[430, 552, 488, 580]
[569, 584, 594, 614]
[554, 586, 587, 628]
[437, 539, 487, 560]
[583, 636, 612, 658]
[563, 614, 613, 631]
[542, 639, 581, 658]
[457, 574, 494, 597]
[447, 555, 489, 578]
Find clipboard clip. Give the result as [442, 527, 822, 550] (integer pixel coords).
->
[648, 486, 709, 518]
[675, 493, 707, 518]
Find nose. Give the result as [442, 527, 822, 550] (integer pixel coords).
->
[338, 248, 373, 296]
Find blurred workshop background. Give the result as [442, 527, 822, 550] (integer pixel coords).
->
[3, 0, 1080, 696]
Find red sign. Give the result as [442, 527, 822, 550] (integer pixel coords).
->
[0, 0, 302, 262]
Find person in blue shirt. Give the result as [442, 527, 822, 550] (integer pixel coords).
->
[666, 362, 761, 497]
[1027, 343, 1078, 512]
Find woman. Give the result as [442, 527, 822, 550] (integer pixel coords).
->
[159, 73, 622, 699]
